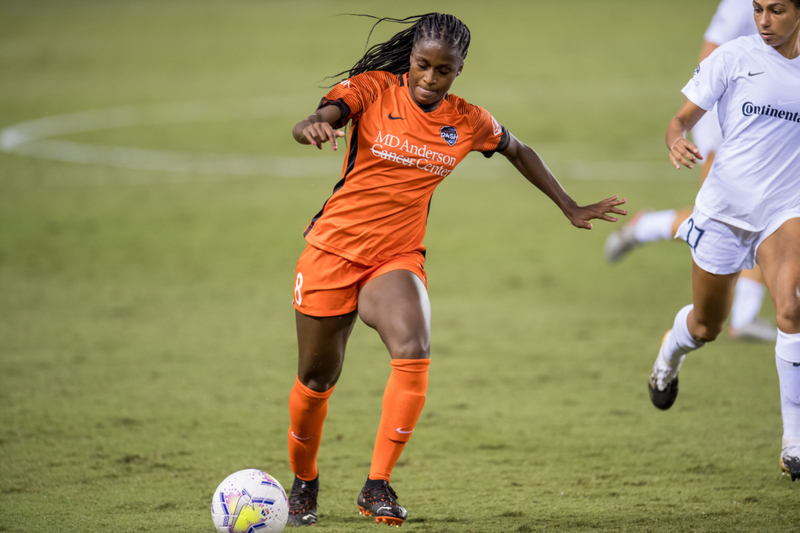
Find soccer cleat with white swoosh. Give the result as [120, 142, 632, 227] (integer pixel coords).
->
[287, 476, 318, 526]
[357, 479, 407, 527]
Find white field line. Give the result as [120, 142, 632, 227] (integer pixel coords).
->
[0, 97, 346, 178]
[0, 97, 684, 181]
[8, 139, 341, 177]
[1, 97, 305, 143]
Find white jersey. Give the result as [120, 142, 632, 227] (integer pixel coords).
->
[693, 0, 758, 157]
[703, 0, 757, 46]
[682, 35, 800, 232]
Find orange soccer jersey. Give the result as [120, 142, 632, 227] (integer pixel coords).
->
[303, 71, 509, 266]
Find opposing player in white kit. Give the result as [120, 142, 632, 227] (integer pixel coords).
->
[647, 0, 800, 480]
[605, 0, 777, 342]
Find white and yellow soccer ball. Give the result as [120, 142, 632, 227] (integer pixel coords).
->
[211, 469, 288, 533]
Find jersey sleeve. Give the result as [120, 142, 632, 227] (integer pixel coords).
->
[681, 46, 730, 111]
[317, 71, 399, 128]
[468, 105, 510, 158]
[703, 0, 756, 45]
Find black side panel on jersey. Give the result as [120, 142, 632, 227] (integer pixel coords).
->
[303, 122, 360, 237]
[425, 196, 433, 225]
[317, 97, 352, 129]
[481, 126, 511, 158]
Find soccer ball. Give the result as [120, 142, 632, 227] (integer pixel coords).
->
[211, 469, 288, 533]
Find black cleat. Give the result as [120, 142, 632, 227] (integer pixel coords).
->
[781, 455, 800, 482]
[357, 479, 408, 527]
[648, 373, 679, 410]
[287, 476, 318, 527]
[648, 330, 681, 410]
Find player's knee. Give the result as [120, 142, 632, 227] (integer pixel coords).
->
[389, 336, 430, 360]
[692, 318, 724, 343]
[298, 370, 339, 393]
[775, 291, 800, 333]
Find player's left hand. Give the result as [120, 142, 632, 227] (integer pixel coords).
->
[564, 195, 627, 230]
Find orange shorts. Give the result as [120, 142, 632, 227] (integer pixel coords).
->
[292, 244, 427, 317]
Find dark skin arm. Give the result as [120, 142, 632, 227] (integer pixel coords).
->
[500, 135, 627, 229]
[292, 105, 345, 151]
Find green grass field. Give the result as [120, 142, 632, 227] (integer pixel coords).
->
[1, 1, 797, 531]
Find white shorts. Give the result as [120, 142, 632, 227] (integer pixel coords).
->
[676, 207, 800, 275]
[690, 108, 723, 163]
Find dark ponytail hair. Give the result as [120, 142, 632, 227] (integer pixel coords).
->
[331, 13, 470, 81]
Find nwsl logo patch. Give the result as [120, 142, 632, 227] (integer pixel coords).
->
[440, 126, 458, 146]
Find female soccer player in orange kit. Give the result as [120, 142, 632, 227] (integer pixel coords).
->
[286, 13, 627, 527]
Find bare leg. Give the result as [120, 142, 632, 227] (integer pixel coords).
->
[358, 270, 431, 360]
[687, 259, 740, 342]
[757, 218, 800, 334]
[295, 310, 358, 392]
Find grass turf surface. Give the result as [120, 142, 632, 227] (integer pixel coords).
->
[1, 1, 798, 531]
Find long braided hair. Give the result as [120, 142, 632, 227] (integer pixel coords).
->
[330, 13, 471, 82]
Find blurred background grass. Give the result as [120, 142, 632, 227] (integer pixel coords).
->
[1, 1, 796, 531]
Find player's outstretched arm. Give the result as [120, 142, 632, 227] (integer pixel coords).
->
[500, 134, 627, 230]
[292, 105, 345, 151]
[666, 99, 707, 170]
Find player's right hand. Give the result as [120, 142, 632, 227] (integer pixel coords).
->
[669, 137, 703, 170]
[302, 122, 346, 151]
[564, 194, 628, 230]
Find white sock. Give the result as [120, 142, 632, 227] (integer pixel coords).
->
[776, 332, 800, 445]
[730, 277, 766, 330]
[661, 304, 706, 368]
[633, 210, 677, 243]
[777, 329, 800, 363]
[783, 437, 800, 450]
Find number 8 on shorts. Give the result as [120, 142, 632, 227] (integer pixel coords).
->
[294, 273, 303, 306]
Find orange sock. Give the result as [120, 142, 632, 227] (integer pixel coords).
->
[288, 376, 334, 481]
[369, 358, 430, 482]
